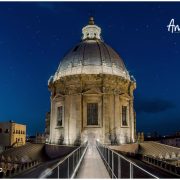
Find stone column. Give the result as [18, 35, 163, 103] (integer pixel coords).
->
[49, 97, 55, 144]
[103, 94, 111, 144]
[109, 94, 114, 143]
[75, 94, 82, 144]
[129, 99, 135, 143]
[114, 94, 119, 144]
[64, 95, 70, 144]
[68, 95, 76, 145]
[68, 94, 82, 145]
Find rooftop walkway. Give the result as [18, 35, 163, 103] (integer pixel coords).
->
[76, 143, 110, 179]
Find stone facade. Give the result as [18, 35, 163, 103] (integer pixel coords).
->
[0, 121, 26, 148]
[48, 17, 136, 145]
[48, 74, 136, 145]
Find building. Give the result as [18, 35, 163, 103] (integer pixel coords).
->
[26, 133, 46, 144]
[0, 121, 26, 148]
[35, 133, 46, 144]
[45, 111, 50, 140]
[160, 132, 180, 148]
[48, 17, 136, 145]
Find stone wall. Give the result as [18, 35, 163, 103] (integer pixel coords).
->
[48, 74, 136, 145]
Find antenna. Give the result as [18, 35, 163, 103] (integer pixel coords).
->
[88, 9, 95, 20]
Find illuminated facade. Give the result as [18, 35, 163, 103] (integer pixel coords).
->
[0, 121, 26, 148]
[48, 17, 136, 145]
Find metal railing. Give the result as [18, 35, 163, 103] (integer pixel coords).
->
[40, 141, 88, 178]
[96, 141, 159, 179]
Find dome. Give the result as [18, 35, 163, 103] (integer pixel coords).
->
[51, 17, 130, 83]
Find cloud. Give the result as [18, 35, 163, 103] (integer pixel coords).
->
[37, 3, 56, 12]
[135, 97, 175, 114]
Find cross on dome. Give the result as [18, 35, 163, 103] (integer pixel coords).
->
[82, 17, 101, 40]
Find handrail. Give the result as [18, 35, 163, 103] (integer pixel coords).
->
[70, 143, 88, 179]
[96, 141, 159, 179]
[39, 141, 88, 178]
[97, 143, 117, 178]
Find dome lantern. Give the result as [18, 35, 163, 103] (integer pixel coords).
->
[82, 17, 101, 40]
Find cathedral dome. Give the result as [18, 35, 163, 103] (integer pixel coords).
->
[51, 17, 130, 83]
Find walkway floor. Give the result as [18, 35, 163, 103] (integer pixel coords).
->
[76, 144, 110, 179]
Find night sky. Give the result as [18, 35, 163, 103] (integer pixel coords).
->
[0, 2, 180, 136]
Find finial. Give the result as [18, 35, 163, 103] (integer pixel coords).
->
[82, 16, 101, 40]
[89, 17, 95, 25]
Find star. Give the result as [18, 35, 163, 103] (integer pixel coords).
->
[146, 24, 149, 29]
[135, 28, 139, 32]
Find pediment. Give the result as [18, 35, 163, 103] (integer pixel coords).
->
[83, 88, 102, 94]
[119, 93, 131, 100]
[53, 93, 64, 101]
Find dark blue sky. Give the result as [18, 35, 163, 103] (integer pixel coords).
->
[0, 2, 180, 136]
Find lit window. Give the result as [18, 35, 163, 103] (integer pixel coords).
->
[87, 103, 98, 125]
[57, 106, 63, 126]
[122, 106, 127, 126]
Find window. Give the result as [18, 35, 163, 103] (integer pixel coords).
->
[0, 128, 2, 133]
[5, 129, 9, 133]
[87, 103, 98, 125]
[57, 106, 63, 126]
[122, 106, 127, 126]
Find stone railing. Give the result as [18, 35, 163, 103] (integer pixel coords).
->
[142, 155, 180, 177]
[0, 160, 40, 178]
